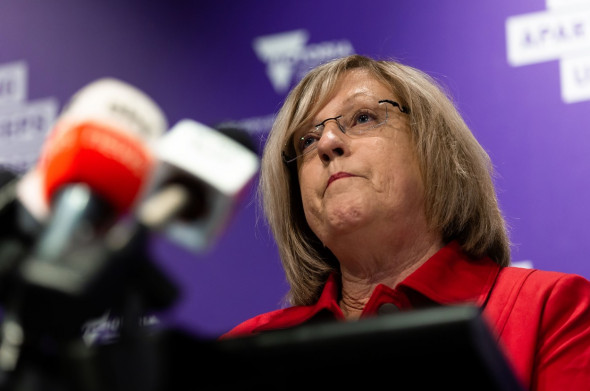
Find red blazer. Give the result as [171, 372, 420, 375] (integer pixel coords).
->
[222, 241, 590, 390]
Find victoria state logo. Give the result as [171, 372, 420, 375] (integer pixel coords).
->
[506, 0, 590, 103]
[253, 29, 355, 94]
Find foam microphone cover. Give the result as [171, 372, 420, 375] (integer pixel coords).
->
[17, 78, 168, 306]
[37, 78, 168, 213]
[39, 121, 153, 214]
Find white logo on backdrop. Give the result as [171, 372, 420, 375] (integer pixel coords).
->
[219, 30, 355, 135]
[0, 61, 58, 172]
[506, 0, 590, 103]
[253, 29, 355, 94]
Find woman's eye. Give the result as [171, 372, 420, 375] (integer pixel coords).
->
[298, 133, 320, 152]
[357, 113, 371, 124]
[353, 110, 376, 126]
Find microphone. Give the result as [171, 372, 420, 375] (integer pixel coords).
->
[15, 77, 167, 310]
[137, 119, 260, 253]
[0, 79, 174, 391]
[39, 77, 166, 214]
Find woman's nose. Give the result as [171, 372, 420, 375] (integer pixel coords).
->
[315, 121, 349, 163]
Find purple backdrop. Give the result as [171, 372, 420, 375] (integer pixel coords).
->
[0, 0, 589, 337]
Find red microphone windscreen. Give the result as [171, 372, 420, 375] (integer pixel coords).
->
[39, 120, 154, 214]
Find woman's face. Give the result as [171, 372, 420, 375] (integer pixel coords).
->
[297, 69, 428, 250]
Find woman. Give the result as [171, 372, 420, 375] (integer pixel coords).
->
[222, 55, 590, 389]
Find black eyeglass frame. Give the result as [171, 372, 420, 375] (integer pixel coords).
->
[282, 99, 411, 164]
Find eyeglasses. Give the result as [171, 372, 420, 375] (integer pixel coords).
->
[282, 99, 410, 164]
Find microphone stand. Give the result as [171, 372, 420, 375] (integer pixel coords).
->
[0, 218, 179, 391]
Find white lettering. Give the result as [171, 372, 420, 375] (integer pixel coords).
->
[81, 311, 160, 346]
[560, 53, 590, 102]
[0, 98, 58, 171]
[507, 9, 590, 66]
[0, 61, 27, 105]
[507, 2, 590, 103]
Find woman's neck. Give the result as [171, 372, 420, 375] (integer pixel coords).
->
[337, 236, 444, 320]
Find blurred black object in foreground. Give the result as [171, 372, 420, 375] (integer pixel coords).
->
[157, 305, 525, 391]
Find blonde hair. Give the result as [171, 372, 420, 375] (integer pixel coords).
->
[259, 55, 510, 306]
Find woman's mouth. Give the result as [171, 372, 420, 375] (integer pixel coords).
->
[327, 172, 354, 188]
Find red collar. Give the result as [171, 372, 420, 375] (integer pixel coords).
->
[317, 241, 500, 317]
[222, 241, 502, 337]
[399, 241, 500, 306]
